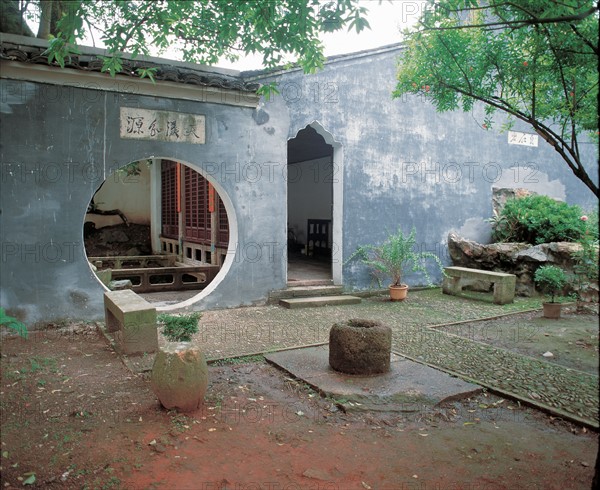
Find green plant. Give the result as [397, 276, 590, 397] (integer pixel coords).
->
[0, 308, 28, 338]
[581, 210, 599, 241]
[534, 265, 567, 303]
[393, 0, 598, 198]
[571, 210, 599, 299]
[491, 195, 588, 244]
[210, 354, 264, 367]
[157, 312, 201, 342]
[169, 412, 191, 434]
[346, 227, 445, 287]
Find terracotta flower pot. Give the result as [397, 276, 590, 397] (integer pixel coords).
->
[542, 302, 562, 319]
[389, 284, 408, 301]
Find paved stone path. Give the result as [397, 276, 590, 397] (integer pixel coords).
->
[190, 289, 599, 427]
[392, 326, 599, 427]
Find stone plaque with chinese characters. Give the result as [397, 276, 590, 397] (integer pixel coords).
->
[120, 108, 205, 144]
[507, 130, 538, 147]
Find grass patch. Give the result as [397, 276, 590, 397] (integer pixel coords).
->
[210, 354, 265, 366]
[18, 356, 58, 376]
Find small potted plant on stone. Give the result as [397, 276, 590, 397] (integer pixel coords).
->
[346, 227, 445, 301]
[150, 312, 208, 412]
[534, 265, 567, 319]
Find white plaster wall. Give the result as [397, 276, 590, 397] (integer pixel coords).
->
[86, 162, 151, 228]
[287, 156, 333, 245]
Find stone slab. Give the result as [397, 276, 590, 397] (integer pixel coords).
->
[104, 290, 158, 355]
[443, 267, 516, 305]
[444, 266, 515, 279]
[279, 295, 361, 309]
[265, 345, 482, 410]
[270, 285, 344, 301]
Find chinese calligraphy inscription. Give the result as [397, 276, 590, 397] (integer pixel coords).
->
[507, 131, 538, 148]
[120, 108, 205, 144]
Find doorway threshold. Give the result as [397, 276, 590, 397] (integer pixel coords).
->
[287, 279, 333, 287]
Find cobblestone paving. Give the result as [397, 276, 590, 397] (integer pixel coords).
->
[392, 326, 599, 427]
[191, 289, 599, 426]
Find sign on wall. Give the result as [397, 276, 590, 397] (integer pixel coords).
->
[120, 108, 205, 144]
[508, 130, 538, 147]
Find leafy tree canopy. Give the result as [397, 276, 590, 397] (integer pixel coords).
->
[394, 0, 599, 197]
[1, 0, 369, 83]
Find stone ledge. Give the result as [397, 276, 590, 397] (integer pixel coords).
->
[279, 295, 361, 309]
[103, 290, 158, 355]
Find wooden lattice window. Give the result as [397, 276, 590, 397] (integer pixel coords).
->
[162, 161, 229, 249]
[183, 166, 210, 243]
[161, 160, 178, 238]
[217, 195, 229, 246]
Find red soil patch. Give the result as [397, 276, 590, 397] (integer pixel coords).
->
[1, 324, 597, 489]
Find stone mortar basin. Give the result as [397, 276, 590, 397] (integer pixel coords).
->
[329, 319, 392, 375]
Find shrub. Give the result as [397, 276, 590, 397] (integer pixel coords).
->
[571, 209, 599, 297]
[158, 312, 201, 342]
[0, 308, 28, 338]
[580, 209, 599, 241]
[491, 195, 588, 244]
[534, 265, 567, 303]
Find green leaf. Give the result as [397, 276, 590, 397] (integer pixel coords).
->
[394, 0, 599, 197]
[136, 67, 158, 83]
[23, 474, 36, 485]
[0, 308, 28, 339]
[158, 312, 201, 342]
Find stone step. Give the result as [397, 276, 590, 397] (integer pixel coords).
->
[287, 279, 333, 287]
[269, 285, 344, 302]
[279, 295, 362, 309]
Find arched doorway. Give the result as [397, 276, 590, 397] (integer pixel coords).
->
[287, 122, 343, 285]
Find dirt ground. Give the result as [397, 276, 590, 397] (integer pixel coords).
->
[0, 323, 598, 489]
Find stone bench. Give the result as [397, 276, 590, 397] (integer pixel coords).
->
[104, 289, 158, 355]
[442, 266, 516, 305]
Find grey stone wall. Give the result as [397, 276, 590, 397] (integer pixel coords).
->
[253, 46, 598, 290]
[0, 79, 288, 323]
[1, 44, 598, 324]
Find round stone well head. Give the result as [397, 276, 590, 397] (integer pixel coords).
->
[328, 319, 392, 375]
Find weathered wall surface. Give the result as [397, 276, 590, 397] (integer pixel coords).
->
[1, 43, 598, 324]
[254, 46, 598, 290]
[0, 78, 288, 324]
[86, 161, 151, 228]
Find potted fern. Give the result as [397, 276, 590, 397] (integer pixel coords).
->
[346, 227, 445, 301]
[534, 265, 567, 319]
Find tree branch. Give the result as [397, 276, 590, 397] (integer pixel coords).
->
[429, 81, 598, 197]
[419, 6, 598, 32]
[569, 23, 599, 56]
